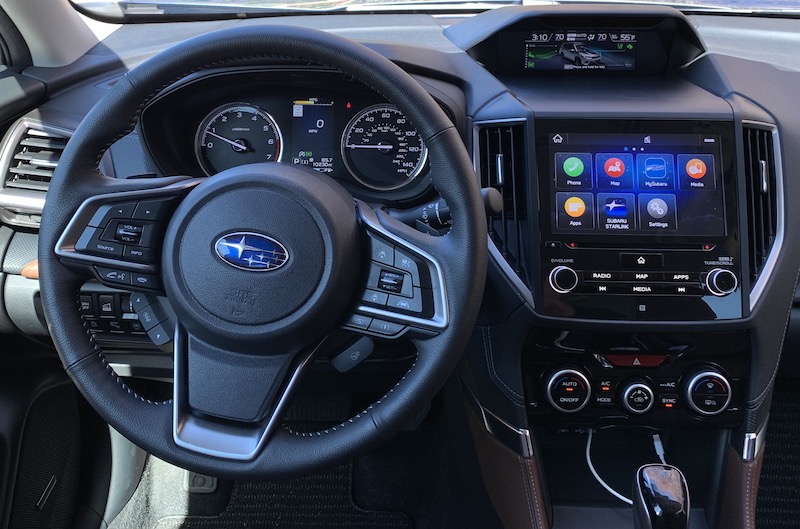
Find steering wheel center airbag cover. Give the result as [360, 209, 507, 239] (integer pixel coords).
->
[161, 163, 360, 349]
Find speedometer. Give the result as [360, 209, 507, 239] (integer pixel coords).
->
[341, 105, 427, 191]
[195, 103, 283, 176]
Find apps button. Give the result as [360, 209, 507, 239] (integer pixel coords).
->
[639, 194, 677, 231]
[555, 153, 593, 190]
[556, 192, 595, 230]
[636, 154, 675, 190]
[598, 193, 636, 232]
[678, 154, 716, 190]
[596, 153, 633, 190]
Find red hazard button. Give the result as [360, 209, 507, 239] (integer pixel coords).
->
[603, 354, 667, 368]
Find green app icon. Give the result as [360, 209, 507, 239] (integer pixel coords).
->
[563, 156, 584, 178]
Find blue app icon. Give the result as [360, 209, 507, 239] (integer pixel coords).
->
[605, 197, 628, 217]
[644, 157, 668, 179]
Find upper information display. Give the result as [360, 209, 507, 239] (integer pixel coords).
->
[524, 30, 637, 71]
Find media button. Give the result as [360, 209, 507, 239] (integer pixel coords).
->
[639, 194, 677, 231]
[597, 193, 636, 232]
[620, 253, 664, 268]
[556, 192, 595, 230]
[596, 153, 634, 190]
[678, 154, 716, 190]
[555, 153, 593, 189]
[636, 154, 675, 190]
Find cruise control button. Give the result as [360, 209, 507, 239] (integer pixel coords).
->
[387, 288, 423, 313]
[378, 270, 404, 293]
[133, 198, 174, 221]
[370, 238, 394, 266]
[147, 322, 172, 346]
[362, 289, 389, 305]
[76, 228, 124, 258]
[343, 313, 372, 330]
[368, 319, 405, 336]
[394, 250, 421, 287]
[88, 202, 136, 228]
[95, 266, 132, 286]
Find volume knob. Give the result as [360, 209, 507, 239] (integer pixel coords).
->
[705, 268, 738, 297]
[549, 266, 579, 294]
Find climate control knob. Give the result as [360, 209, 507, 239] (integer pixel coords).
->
[621, 381, 655, 414]
[549, 266, 579, 294]
[685, 370, 732, 416]
[705, 268, 738, 297]
[545, 369, 591, 413]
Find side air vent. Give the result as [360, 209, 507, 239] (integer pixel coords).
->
[475, 121, 528, 283]
[5, 127, 69, 192]
[743, 124, 779, 291]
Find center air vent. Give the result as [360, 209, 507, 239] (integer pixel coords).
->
[475, 121, 528, 283]
[4, 126, 70, 192]
[743, 124, 779, 289]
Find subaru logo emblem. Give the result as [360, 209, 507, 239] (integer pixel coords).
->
[214, 232, 289, 272]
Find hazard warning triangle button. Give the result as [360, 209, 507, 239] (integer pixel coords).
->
[603, 354, 667, 368]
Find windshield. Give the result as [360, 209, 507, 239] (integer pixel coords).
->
[72, 0, 800, 16]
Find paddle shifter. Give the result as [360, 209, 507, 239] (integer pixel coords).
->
[633, 464, 690, 529]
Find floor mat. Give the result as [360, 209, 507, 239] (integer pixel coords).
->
[109, 457, 412, 529]
[756, 378, 800, 528]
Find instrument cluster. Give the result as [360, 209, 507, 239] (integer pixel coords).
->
[140, 68, 435, 201]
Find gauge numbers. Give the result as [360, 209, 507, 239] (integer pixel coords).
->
[341, 104, 427, 191]
[195, 103, 283, 175]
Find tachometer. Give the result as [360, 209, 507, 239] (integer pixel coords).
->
[341, 104, 427, 191]
[195, 103, 283, 175]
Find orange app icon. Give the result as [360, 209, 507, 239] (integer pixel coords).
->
[564, 197, 586, 218]
[604, 157, 625, 178]
[686, 158, 707, 179]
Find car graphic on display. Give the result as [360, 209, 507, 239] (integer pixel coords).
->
[559, 42, 603, 66]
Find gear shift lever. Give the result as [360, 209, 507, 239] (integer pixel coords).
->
[633, 464, 690, 529]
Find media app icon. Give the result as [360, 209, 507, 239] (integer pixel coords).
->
[605, 197, 628, 217]
[604, 157, 625, 178]
[564, 196, 587, 218]
[686, 158, 707, 179]
[563, 156, 584, 178]
[644, 157, 668, 179]
[646, 198, 669, 219]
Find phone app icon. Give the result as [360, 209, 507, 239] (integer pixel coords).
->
[563, 157, 585, 178]
[646, 198, 669, 219]
[686, 158, 707, 179]
[604, 157, 625, 178]
[564, 196, 587, 218]
[644, 157, 667, 179]
[605, 197, 627, 217]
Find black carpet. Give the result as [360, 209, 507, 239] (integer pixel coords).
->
[756, 378, 800, 528]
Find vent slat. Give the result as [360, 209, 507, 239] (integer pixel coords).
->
[744, 125, 778, 289]
[477, 122, 527, 284]
[4, 126, 69, 193]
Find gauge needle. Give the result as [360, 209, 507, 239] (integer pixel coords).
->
[206, 131, 248, 152]
[346, 144, 394, 150]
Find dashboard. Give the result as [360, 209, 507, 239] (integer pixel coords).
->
[1, 4, 800, 528]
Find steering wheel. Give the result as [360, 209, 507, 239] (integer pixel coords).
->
[38, 25, 486, 479]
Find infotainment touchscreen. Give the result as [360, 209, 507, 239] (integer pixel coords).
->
[539, 123, 729, 238]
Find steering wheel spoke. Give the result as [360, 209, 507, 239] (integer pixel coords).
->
[55, 177, 199, 291]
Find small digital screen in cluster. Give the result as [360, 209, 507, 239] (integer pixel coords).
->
[524, 31, 637, 71]
[546, 131, 726, 237]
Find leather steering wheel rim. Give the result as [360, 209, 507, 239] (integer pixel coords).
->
[38, 25, 487, 479]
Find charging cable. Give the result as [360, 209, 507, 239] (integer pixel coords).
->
[652, 433, 667, 465]
[585, 428, 634, 505]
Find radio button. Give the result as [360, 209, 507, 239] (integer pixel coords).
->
[620, 253, 664, 268]
[584, 271, 620, 281]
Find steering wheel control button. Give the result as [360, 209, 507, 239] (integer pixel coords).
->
[622, 382, 655, 414]
[705, 268, 738, 296]
[343, 313, 372, 330]
[88, 202, 136, 228]
[133, 198, 175, 221]
[362, 289, 389, 305]
[123, 246, 155, 263]
[131, 272, 161, 291]
[620, 253, 664, 269]
[137, 303, 167, 331]
[549, 266, 579, 294]
[331, 336, 374, 373]
[685, 371, 732, 416]
[368, 319, 405, 336]
[545, 369, 591, 413]
[378, 270, 405, 293]
[387, 289, 423, 313]
[76, 228, 124, 258]
[94, 266, 131, 287]
[394, 250, 421, 287]
[130, 292, 154, 312]
[370, 238, 395, 266]
[147, 322, 172, 346]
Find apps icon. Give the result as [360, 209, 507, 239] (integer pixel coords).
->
[564, 196, 586, 218]
[604, 157, 625, 178]
[677, 154, 715, 190]
[556, 192, 595, 230]
[598, 193, 635, 231]
[636, 154, 675, 190]
[555, 153, 592, 190]
[596, 153, 633, 190]
[563, 157, 584, 178]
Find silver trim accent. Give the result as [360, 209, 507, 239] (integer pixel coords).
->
[744, 121, 784, 312]
[545, 369, 591, 414]
[354, 201, 448, 332]
[705, 268, 739, 297]
[214, 231, 289, 272]
[54, 179, 201, 270]
[548, 265, 579, 294]
[622, 382, 655, 415]
[684, 370, 732, 416]
[742, 432, 758, 462]
[172, 325, 321, 460]
[464, 385, 534, 458]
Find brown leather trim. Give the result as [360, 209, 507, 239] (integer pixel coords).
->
[715, 443, 764, 529]
[467, 405, 551, 529]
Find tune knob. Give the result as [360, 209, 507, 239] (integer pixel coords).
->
[549, 266, 579, 294]
[545, 369, 591, 413]
[705, 268, 738, 297]
[621, 381, 654, 414]
[685, 370, 732, 416]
